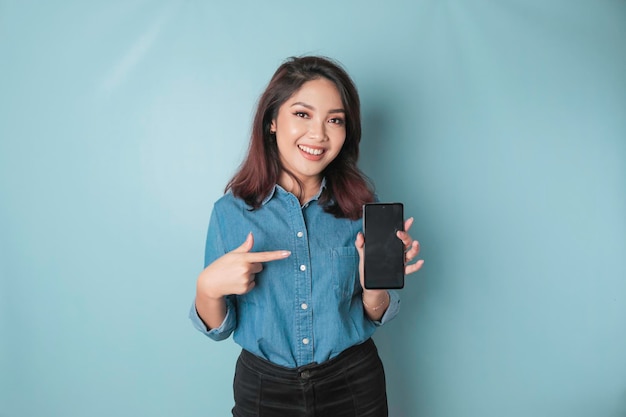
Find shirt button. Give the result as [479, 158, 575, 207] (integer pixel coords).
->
[300, 265, 306, 272]
[301, 303, 308, 310]
[302, 338, 310, 345]
[296, 231, 304, 238]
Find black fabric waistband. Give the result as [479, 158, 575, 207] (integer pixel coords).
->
[238, 338, 377, 382]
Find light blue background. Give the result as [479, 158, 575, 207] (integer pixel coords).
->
[1, 1, 625, 416]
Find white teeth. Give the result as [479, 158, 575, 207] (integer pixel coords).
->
[298, 145, 324, 156]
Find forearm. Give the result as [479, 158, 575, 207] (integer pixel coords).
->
[362, 289, 390, 322]
[195, 293, 227, 330]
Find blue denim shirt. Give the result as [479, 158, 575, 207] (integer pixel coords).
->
[189, 183, 400, 368]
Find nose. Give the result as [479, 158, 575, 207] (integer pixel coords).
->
[308, 118, 326, 141]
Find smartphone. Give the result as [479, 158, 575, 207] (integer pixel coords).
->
[363, 202, 405, 289]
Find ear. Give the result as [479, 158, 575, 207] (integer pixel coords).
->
[270, 120, 277, 132]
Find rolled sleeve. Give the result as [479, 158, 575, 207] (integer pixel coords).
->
[188, 296, 237, 341]
[189, 203, 238, 341]
[373, 290, 400, 326]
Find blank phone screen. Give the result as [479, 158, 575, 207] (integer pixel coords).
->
[363, 203, 405, 289]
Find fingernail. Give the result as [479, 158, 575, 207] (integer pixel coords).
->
[281, 251, 291, 257]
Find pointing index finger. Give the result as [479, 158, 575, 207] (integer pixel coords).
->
[244, 250, 291, 263]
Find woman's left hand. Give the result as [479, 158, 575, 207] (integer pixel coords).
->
[396, 217, 424, 275]
[354, 216, 424, 290]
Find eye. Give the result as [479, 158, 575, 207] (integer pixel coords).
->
[294, 111, 309, 118]
[329, 117, 345, 126]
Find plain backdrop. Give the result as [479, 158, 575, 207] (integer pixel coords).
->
[1, 1, 625, 416]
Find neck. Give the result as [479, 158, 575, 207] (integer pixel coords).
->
[278, 173, 322, 205]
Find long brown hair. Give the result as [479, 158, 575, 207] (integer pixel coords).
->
[226, 56, 374, 220]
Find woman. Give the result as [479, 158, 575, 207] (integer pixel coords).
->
[190, 56, 423, 416]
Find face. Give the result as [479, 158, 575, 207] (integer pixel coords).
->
[270, 77, 346, 188]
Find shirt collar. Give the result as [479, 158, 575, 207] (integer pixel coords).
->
[261, 177, 327, 206]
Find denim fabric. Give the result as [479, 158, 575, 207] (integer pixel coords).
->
[190, 183, 400, 368]
[232, 338, 388, 417]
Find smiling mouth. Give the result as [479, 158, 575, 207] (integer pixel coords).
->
[298, 145, 325, 156]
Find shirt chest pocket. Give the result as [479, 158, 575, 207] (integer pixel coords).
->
[330, 247, 360, 298]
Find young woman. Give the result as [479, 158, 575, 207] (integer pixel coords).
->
[190, 56, 423, 417]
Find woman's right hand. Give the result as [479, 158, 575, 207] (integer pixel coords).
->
[196, 232, 291, 299]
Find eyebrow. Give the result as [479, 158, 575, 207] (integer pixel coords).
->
[290, 101, 345, 114]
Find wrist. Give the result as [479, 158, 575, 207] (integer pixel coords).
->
[362, 288, 386, 302]
[362, 291, 389, 311]
[197, 282, 225, 302]
[197, 270, 225, 300]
